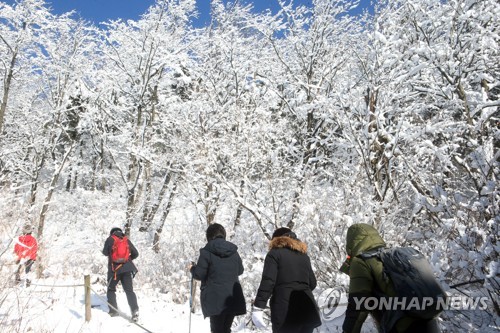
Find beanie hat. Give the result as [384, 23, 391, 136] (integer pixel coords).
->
[272, 227, 297, 240]
[206, 223, 226, 241]
[109, 227, 123, 236]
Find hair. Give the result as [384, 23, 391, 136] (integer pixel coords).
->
[206, 223, 226, 241]
[272, 227, 297, 240]
[22, 224, 33, 234]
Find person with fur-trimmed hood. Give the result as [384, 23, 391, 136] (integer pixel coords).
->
[102, 227, 139, 321]
[190, 223, 246, 333]
[252, 227, 321, 333]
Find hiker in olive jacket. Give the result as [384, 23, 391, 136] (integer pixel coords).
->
[191, 223, 246, 333]
[253, 227, 321, 333]
[340, 223, 440, 333]
[102, 227, 139, 321]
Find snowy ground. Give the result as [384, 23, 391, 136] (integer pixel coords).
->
[0, 275, 349, 333]
[0, 269, 242, 332]
[1, 275, 239, 333]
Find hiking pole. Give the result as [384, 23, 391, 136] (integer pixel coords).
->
[189, 275, 193, 333]
[189, 261, 195, 333]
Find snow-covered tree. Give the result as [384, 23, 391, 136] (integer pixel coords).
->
[0, 0, 498, 331]
[92, 0, 196, 237]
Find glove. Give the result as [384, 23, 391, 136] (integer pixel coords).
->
[251, 306, 266, 329]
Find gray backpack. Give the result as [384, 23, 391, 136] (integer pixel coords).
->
[361, 247, 447, 332]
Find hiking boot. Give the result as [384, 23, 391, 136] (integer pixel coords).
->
[131, 310, 139, 322]
[25, 279, 31, 287]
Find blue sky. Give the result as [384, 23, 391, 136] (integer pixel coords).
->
[2, 0, 371, 27]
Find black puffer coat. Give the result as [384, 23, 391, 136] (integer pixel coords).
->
[102, 230, 139, 277]
[254, 235, 321, 331]
[191, 237, 246, 318]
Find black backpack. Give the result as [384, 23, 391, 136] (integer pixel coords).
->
[361, 247, 447, 331]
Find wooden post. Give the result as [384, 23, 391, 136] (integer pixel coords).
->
[84, 274, 91, 322]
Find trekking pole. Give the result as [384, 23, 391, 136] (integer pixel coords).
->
[189, 275, 194, 333]
[188, 260, 196, 333]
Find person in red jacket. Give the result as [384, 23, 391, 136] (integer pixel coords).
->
[14, 224, 38, 286]
[102, 227, 139, 321]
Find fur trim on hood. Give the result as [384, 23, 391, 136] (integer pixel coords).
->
[269, 235, 308, 254]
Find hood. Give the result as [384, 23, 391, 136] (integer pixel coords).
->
[205, 238, 238, 258]
[340, 223, 386, 274]
[269, 235, 307, 254]
[345, 223, 385, 257]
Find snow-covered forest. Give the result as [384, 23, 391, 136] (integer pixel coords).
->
[0, 0, 498, 332]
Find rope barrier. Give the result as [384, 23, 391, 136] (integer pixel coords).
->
[29, 283, 85, 288]
[29, 277, 101, 288]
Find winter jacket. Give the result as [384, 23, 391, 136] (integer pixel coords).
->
[341, 223, 439, 333]
[14, 234, 38, 261]
[254, 235, 321, 332]
[102, 231, 139, 277]
[191, 237, 246, 318]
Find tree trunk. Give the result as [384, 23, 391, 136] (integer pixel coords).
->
[0, 46, 18, 134]
[140, 161, 152, 231]
[153, 181, 177, 253]
[205, 182, 218, 225]
[140, 170, 173, 232]
[36, 143, 74, 277]
[124, 158, 143, 236]
[100, 138, 106, 192]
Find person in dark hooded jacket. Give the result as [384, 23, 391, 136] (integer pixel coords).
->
[190, 223, 246, 333]
[252, 227, 321, 333]
[340, 223, 440, 333]
[102, 227, 139, 321]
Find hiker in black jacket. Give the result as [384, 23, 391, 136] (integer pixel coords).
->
[190, 223, 246, 333]
[253, 227, 321, 333]
[102, 227, 139, 321]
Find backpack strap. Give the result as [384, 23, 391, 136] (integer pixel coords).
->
[111, 263, 124, 280]
[356, 247, 388, 299]
[358, 247, 384, 260]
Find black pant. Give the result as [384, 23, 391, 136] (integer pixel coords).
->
[15, 259, 34, 282]
[210, 314, 235, 333]
[107, 271, 138, 314]
[403, 318, 440, 333]
[276, 290, 317, 333]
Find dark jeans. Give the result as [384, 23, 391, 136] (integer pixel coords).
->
[107, 271, 138, 314]
[210, 314, 235, 333]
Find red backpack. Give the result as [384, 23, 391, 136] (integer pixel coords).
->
[111, 235, 130, 263]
